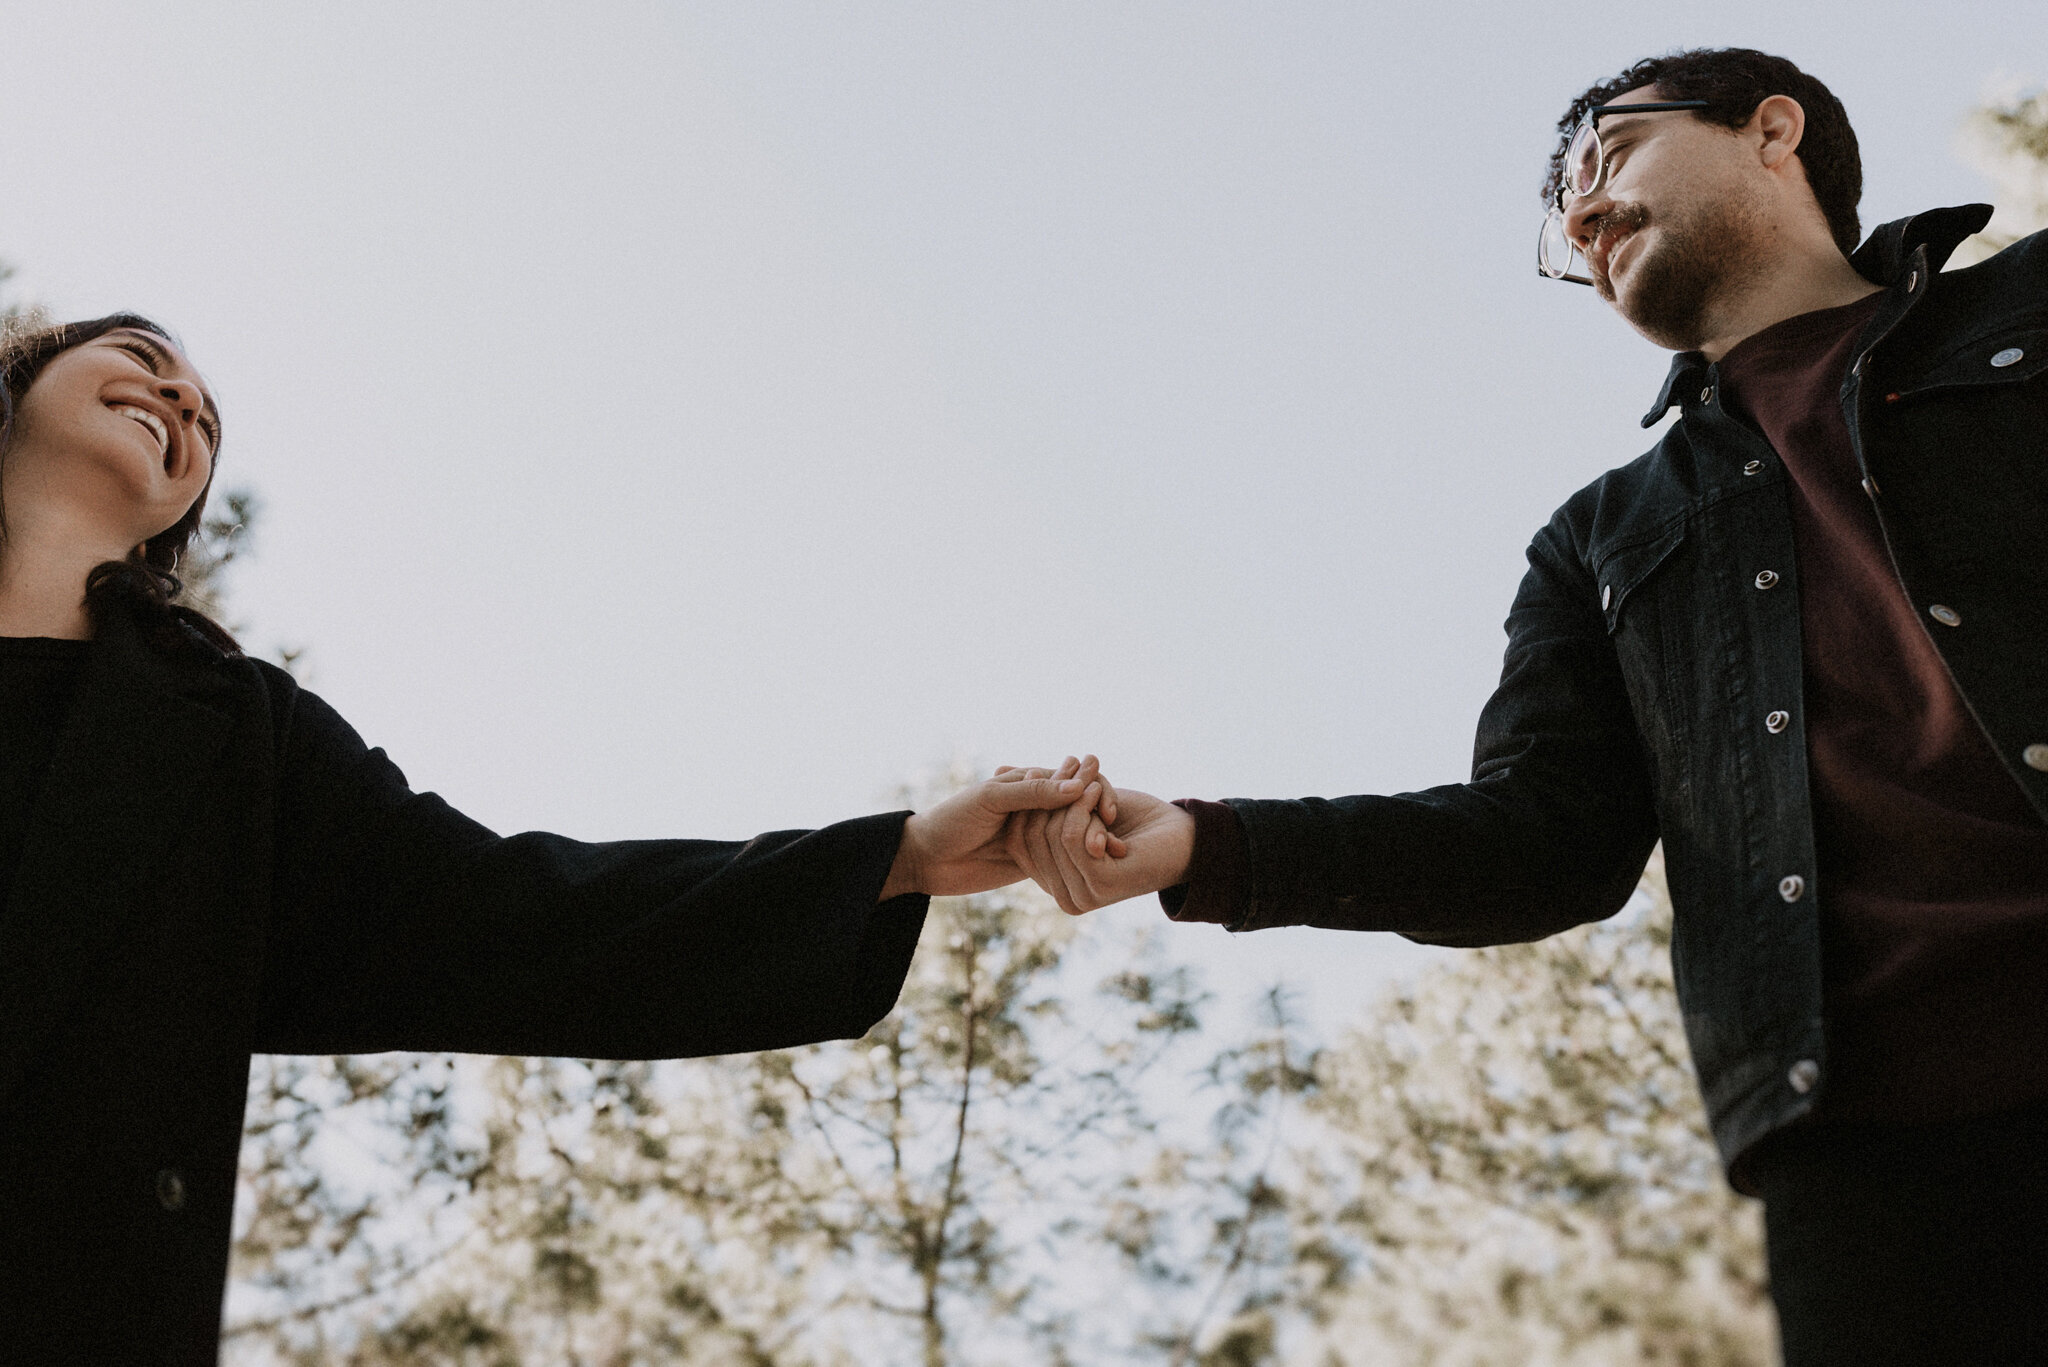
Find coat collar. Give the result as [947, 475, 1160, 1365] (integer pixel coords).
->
[1639, 204, 1996, 428]
[1847, 202, 1994, 284]
[0, 605, 239, 1102]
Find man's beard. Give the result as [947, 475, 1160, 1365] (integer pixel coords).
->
[1589, 195, 1767, 351]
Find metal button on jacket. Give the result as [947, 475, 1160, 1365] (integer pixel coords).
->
[1743, 459, 1763, 476]
[1991, 346, 2025, 367]
[1700, 385, 1714, 404]
[2025, 743, 2048, 772]
[1754, 569, 1780, 590]
[1778, 874, 1806, 902]
[156, 1168, 186, 1213]
[1788, 1059, 1821, 1095]
[1766, 710, 1791, 734]
[1601, 584, 1612, 611]
[1929, 604, 1962, 627]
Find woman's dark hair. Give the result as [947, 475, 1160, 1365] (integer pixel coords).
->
[1545, 48, 1864, 257]
[0, 312, 240, 658]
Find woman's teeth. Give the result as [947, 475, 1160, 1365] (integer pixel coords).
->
[110, 404, 169, 456]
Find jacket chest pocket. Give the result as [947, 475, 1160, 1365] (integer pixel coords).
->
[1883, 323, 2048, 468]
[1889, 325, 2048, 400]
[1589, 521, 1699, 766]
[1869, 324, 2048, 540]
[1594, 523, 1689, 637]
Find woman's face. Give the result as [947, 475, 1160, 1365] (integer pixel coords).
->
[6, 329, 219, 550]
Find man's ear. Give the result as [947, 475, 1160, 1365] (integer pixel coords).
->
[1751, 94, 1806, 171]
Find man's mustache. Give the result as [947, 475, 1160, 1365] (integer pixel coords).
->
[1585, 203, 1650, 296]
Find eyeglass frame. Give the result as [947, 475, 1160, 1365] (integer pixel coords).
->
[1537, 98, 1713, 286]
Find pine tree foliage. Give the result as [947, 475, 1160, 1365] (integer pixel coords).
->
[179, 487, 259, 626]
[1953, 80, 2048, 263]
[1092, 987, 1322, 1367]
[1287, 858, 1772, 1366]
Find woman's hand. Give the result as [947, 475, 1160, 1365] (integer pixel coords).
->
[1005, 781, 1195, 916]
[880, 756, 1116, 900]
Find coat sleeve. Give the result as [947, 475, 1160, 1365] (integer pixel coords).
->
[251, 672, 928, 1058]
[1222, 506, 1659, 945]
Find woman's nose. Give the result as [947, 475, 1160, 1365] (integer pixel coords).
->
[157, 382, 200, 428]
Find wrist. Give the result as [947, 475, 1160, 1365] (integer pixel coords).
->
[1162, 799, 1245, 925]
[1167, 805, 1198, 885]
[881, 814, 926, 901]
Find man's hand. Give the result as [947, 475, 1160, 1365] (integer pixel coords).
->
[880, 757, 1115, 900]
[1006, 779, 1196, 916]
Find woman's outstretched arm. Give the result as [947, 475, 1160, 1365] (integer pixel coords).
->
[251, 666, 1079, 1060]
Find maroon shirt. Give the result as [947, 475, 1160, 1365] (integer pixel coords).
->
[1170, 291, 2048, 1127]
[1718, 293, 2048, 1124]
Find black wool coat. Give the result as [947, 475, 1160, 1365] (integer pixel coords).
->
[0, 604, 929, 1364]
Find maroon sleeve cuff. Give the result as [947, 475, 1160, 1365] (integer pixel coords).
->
[1158, 799, 1250, 927]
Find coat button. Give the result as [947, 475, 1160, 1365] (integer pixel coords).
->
[1778, 874, 1806, 902]
[1742, 460, 1763, 476]
[1905, 270, 1919, 291]
[1766, 710, 1791, 733]
[1928, 604, 1962, 627]
[156, 1168, 187, 1212]
[2024, 743, 2048, 772]
[1991, 347, 2024, 368]
[1700, 385, 1714, 403]
[1788, 1059, 1821, 1094]
[1861, 476, 1881, 499]
[1754, 569, 1780, 590]
[1601, 584, 1613, 611]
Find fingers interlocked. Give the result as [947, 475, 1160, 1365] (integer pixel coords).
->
[998, 755, 1122, 915]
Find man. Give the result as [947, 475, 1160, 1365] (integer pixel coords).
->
[1007, 48, 2048, 1363]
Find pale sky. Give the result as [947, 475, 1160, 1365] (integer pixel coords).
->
[1, 1, 2032, 1030]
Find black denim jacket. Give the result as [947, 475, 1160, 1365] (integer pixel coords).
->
[1224, 205, 2048, 1180]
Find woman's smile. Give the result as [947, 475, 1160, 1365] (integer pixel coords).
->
[107, 402, 170, 460]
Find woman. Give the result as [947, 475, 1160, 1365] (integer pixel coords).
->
[0, 313, 1112, 1362]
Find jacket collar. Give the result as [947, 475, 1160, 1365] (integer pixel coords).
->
[0, 605, 239, 1102]
[1847, 202, 1994, 284]
[1639, 204, 1996, 428]
[1643, 352, 1712, 429]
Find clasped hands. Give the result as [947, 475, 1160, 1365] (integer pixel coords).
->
[882, 755, 1194, 913]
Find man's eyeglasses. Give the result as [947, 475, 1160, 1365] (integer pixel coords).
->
[1537, 99, 1711, 286]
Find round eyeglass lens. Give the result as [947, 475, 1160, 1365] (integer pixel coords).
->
[1565, 120, 1603, 199]
[1538, 210, 1577, 279]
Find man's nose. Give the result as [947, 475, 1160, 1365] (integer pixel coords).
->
[1562, 190, 1613, 253]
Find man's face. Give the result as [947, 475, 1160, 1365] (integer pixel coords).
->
[1562, 86, 1776, 350]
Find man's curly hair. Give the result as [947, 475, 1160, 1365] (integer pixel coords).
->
[1544, 48, 1864, 257]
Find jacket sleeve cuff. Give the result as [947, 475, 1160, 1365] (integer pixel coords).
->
[1158, 799, 1251, 928]
[847, 811, 932, 1033]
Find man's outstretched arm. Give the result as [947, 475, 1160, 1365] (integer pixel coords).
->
[1006, 510, 1661, 944]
